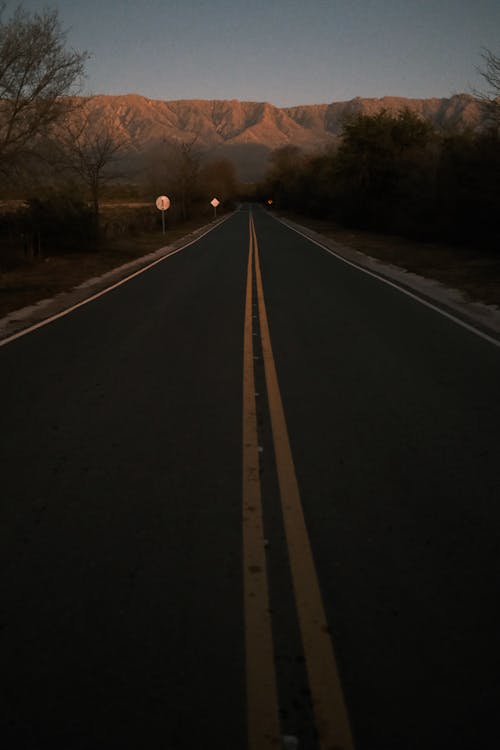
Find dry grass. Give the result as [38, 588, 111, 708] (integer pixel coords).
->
[280, 213, 500, 307]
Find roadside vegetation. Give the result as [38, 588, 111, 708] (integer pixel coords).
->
[259, 109, 500, 250]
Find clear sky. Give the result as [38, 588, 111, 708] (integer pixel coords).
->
[14, 0, 500, 106]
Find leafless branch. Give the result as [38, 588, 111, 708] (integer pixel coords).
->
[52, 102, 126, 219]
[0, 4, 88, 173]
[474, 47, 500, 129]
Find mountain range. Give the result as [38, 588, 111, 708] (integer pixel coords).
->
[78, 93, 485, 181]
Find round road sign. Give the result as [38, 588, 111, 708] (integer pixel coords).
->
[156, 195, 171, 210]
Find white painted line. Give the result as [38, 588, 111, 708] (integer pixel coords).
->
[276, 217, 500, 350]
[0, 215, 232, 348]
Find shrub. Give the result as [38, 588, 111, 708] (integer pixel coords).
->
[25, 193, 97, 253]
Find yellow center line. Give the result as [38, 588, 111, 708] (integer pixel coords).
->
[242, 214, 281, 749]
[250, 213, 355, 750]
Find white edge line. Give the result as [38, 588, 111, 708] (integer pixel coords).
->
[276, 216, 500, 350]
[0, 214, 232, 348]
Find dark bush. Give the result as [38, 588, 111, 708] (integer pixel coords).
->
[260, 109, 500, 250]
[435, 129, 500, 248]
[331, 109, 437, 235]
[25, 193, 97, 254]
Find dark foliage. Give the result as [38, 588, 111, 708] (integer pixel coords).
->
[25, 193, 97, 253]
[260, 108, 500, 250]
[435, 129, 500, 247]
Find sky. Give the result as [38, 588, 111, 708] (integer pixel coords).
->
[13, 0, 500, 107]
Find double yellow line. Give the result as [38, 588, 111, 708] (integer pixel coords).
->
[242, 212, 355, 750]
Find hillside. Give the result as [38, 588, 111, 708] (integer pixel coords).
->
[73, 93, 485, 181]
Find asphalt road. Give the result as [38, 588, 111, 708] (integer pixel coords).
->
[1, 205, 499, 749]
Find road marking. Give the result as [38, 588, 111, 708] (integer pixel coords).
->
[250, 213, 355, 750]
[0, 215, 232, 348]
[242, 215, 281, 750]
[276, 217, 500, 350]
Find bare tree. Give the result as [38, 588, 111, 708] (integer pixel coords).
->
[0, 3, 88, 174]
[475, 48, 500, 129]
[165, 135, 202, 221]
[199, 157, 237, 204]
[54, 105, 125, 227]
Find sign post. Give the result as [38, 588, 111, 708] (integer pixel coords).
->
[156, 195, 171, 234]
[210, 197, 220, 219]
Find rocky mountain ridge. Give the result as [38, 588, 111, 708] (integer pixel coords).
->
[76, 93, 485, 180]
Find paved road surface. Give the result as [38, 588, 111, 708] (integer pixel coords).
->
[1, 206, 499, 749]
